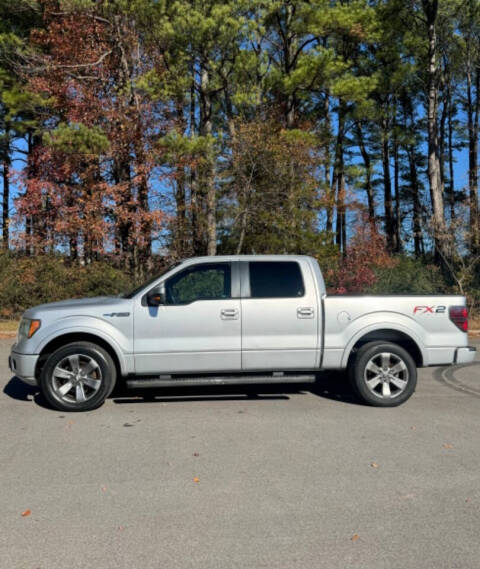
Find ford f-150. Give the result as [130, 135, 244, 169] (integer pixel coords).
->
[9, 255, 476, 411]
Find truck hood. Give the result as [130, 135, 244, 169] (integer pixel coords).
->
[23, 296, 131, 318]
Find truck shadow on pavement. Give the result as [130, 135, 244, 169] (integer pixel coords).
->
[111, 370, 359, 405]
[3, 370, 360, 410]
[3, 377, 39, 403]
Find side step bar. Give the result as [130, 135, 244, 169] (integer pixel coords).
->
[126, 374, 316, 389]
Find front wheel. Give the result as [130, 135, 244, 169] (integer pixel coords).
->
[39, 342, 116, 412]
[348, 342, 417, 407]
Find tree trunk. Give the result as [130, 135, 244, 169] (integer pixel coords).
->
[236, 193, 249, 256]
[355, 122, 376, 228]
[406, 144, 423, 257]
[467, 56, 480, 252]
[133, 119, 152, 276]
[439, 82, 447, 195]
[324, 93, 334, 237]
[1, 126, 10, 249]
[422, 0, 446, 258]
[382, 115, 395, 251]
[447, 84, 456, 220]
[200, 61, 216, 256]
[112, 157, 132, 269]
[333, 101, 346, 253]
[175, 170, 187, 257]
[284, 1, 297, 129]
[26, 132, 44, 255]
[189, 62, 203, 256]
[393, 123, 401, 252]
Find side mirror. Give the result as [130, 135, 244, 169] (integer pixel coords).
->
[147, 287, 166, 306]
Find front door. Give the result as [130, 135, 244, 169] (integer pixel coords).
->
[134, 262, 241, 374]
[241, 260, 319, 370]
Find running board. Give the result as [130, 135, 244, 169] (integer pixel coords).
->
[126, 374, 316, 389]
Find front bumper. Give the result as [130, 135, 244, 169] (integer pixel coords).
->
[455, 346, 477, 365]
[9, 350, 39, 386]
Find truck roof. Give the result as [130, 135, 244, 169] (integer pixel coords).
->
[180, 254, 316, 264]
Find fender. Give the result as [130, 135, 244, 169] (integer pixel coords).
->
[339, 312, 428, 368]
[34, 316, 133, 375]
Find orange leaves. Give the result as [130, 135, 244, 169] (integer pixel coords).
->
[193, 477, 200, 483]
[19, 8, 170, 266]
[21, 509, 31, 517]
[351, 534, 360, 542]
[327, 214, 397, 294]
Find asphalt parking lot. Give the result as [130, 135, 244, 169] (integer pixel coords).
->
[1, 338, 480, 569]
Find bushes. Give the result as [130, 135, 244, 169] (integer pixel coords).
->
[0, 252, 135, 318]
[368, 256, 448, 295]
[0, 250, 475, 320]
[323, 221, 395, 294]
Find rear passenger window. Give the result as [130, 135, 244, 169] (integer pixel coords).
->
[249, 261, 304, 298]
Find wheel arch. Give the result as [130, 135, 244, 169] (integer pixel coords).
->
[35, 332, 124, 381]
[343, 327, 424, 369]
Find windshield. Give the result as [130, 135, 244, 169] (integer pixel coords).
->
[122, 262, 182, 299]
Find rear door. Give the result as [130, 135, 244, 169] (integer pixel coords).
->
[240, 260, 319, 370]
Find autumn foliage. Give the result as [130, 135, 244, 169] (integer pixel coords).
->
[326, 218, 397, 294]
[2, 0, 480, 315]
[16, 3, 170, 277]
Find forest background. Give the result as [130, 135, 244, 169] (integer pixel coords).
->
[1, 0, 480, 318]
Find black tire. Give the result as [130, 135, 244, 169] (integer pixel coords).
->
[348, 341, 417, 407]
[39, 341, 117, 412]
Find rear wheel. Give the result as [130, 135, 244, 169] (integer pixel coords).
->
[39, 342, 116, 412]
[348, 342, 417, 407]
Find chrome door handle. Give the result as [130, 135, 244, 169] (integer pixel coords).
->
[220, 308, 239, 320]
[297, 306, 314, 319]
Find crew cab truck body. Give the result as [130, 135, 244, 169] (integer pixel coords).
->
[9, 255, 476, 411]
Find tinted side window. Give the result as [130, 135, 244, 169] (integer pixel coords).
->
[249, 262, 304, 298]
[165, 264, 231, 305]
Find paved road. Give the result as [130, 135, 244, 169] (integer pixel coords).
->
[1, 339, 480, 569]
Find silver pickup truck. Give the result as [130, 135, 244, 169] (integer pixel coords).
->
[9, 254, 476, 411]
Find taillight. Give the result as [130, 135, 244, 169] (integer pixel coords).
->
[449, 306, 468, 332]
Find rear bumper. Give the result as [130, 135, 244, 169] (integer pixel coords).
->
[454, 346, 477, 365]
[9, 351, 39, 386]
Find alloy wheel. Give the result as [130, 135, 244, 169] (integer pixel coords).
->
[52, 354, 103, 404]
[363, 352, 409, 399]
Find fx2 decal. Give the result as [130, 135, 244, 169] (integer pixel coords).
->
[413, 305, 446, 315]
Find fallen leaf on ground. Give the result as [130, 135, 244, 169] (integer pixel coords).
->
[193, 452, 199, 457]
[370, 462, 378, 468]
[193, 477, 200, 483]
[443, 443, 454, 449]
[411, 426, 416, 430]
[21, 509, 31, 517]
[401, 493, 416, 500]
[351, 534, 359, 542]
[101, 486, 107, 492]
